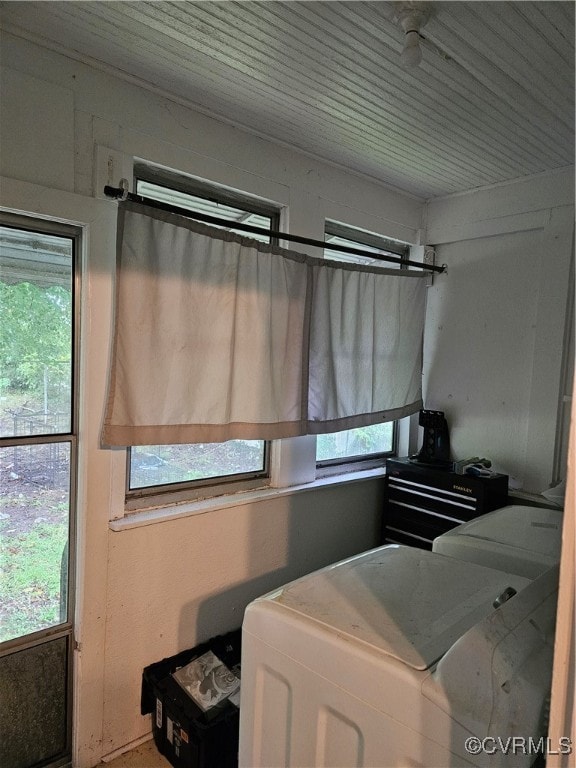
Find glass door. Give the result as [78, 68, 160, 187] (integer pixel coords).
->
[0, 217, 78, 768]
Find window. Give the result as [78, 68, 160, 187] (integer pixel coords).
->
[126, 165, 280, 501]
[316, 222, 409, 467]
[316, 423, 395, 465]
[0, 216, 78, 643]
[323, 221, 409, 269]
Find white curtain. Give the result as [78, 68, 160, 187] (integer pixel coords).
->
[102, 202, 426, 446]
[307, 261, 426, 433]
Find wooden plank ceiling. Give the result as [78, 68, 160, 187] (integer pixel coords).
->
[0, 1, 573, 199]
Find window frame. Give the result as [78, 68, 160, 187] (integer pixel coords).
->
[124, 165, 281, 506]
[133, 162, 282, 223]
[0, 212, 80, 652]
[324, 220, 410, 264]
[125, 442, 271, 510]
[315, 427, 398, 471]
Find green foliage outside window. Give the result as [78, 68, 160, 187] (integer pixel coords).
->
[0, 281, 71, 394]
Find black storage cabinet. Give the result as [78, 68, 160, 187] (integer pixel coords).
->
[141, 629, 242, 768]
[383, 457, 509, 549]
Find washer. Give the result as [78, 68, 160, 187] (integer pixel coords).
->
[432, 504, 563, 578]
[239, 545, 557, 768]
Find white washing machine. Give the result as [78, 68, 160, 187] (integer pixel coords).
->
[432, 504, 563, 578]
[239, 545, 558, 768]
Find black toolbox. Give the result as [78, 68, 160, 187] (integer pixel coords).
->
[141, 629, 242, 768]
[383, 457, 509, 549]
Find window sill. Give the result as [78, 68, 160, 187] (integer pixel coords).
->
[109, 466, 386, 531]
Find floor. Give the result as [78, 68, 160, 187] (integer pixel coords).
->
[102, 739, 170, 767]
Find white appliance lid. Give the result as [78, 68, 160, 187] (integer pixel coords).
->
[272, 546, 529, 670]
[443, 505, 563, 555]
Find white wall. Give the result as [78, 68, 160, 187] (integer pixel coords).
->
[424, 173, 574, 492]
[0, 30, 573, 766]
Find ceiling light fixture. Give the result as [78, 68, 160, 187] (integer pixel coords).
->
[395, 2, 431, 68]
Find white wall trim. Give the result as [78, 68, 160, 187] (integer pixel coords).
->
[426, 208, 549, 246]
[110, 467, 386, 532]
[524, 207, 575, 491]
[425, 167, 574, 245]
[426, 165, 575, 204]
[1, 176, 116, 768]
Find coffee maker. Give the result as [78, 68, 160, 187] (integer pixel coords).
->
[409, 409, 451, 468]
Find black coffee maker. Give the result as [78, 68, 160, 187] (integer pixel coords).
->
[409, 409, 451, 468]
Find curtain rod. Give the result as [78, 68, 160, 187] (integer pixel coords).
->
[103, 185, 445, 273]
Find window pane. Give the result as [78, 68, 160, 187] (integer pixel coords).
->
[129, 441, 266, 490]
[316, 424, 394, 462]
[136, 180, 273, 242]
[0, 443, 71, 642]
[324, 234, 402, 268]
[0, 227, 73, 437]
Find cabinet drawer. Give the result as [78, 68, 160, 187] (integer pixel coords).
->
[383, 527, 434, 550]
[387, 477, 479, 522]
[385, 503, 463, 547]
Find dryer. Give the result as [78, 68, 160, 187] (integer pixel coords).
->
[432, 504, 563, 578]
[239, 545, 557, 768]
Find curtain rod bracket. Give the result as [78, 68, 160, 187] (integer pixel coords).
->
[424, 246, 442, 285]
[118, 178, 130, 201]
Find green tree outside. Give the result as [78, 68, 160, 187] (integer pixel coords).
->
[0, 280, 71, 408]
